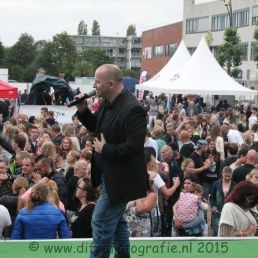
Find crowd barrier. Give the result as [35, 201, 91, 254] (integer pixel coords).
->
[1, 237, 258, 258]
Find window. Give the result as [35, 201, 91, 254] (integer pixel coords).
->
[186, 17, 209, 34]
[233, 8, 249, 28]
[143, 47, 152, 59]
[251, 41, 258, 60]
[238, 43, 248, 61]
[252, 6, 258, 25]
[153, 45, 164, 58]
[212, 14, 229, 31]
[165, 43, 177, 56]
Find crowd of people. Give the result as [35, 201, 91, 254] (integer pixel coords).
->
[0, 66, 258, 244]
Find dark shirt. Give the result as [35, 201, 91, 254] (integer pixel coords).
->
[71, 203, 95, 238]
[232, 163, 255, 184]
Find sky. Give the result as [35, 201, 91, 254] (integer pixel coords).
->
[0, 0, 216, 47]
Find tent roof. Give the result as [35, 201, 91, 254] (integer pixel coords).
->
[160, 37, 257, 97]
[0, 80, 18, 98]
[136, 40, 190, 91]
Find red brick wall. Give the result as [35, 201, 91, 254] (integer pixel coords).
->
[141, 22, 183, 77]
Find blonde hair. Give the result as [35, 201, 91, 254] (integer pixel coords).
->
[27, 183, 49, 211]
[249, 168, 258, 178]
[67, 150, 80, 165]
[181, 158, 194, 172]
[39, 140, 57, 161]
[13, 177, 29, 211]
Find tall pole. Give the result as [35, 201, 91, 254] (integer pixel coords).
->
[223, 0, 233, 27]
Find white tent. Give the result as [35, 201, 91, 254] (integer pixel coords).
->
[160, 37, 257, 97]
[136, 40, 191, 92]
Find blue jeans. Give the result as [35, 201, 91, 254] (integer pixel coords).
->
[90, 184, 130, 258]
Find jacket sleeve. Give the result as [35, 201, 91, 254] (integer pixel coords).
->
[76, 108, 97, 133]
[102, 106, 146, 161]
[10, 214, 23, 239]
[0, 135, 13, 154]
[57, 213, 71, 239]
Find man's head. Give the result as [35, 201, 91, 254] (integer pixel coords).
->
[246, 149, 258, 165]
[11, 134, 27, 152]
[165, 122, 174, 136]
[0, 160, 7, 175]
[195, 139, 208, 152]
[22, 157, 34, 175]
[28, 125, 39, 141]
[160, 145, 173, 162]
[93, 64, 123, 102]
[34, 155, 53, 177]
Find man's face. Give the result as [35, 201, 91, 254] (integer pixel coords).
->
[22, 159, 34, 175]
[0, 162, 7, 175]
[34, 161, 51, 176]
[166, 124, 174, 136]
[160, 148, 171, 161]
[29, 128, 39, 140]
[93, 68, 111, 98]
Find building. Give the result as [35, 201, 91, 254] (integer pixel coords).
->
[141, 22, 183, 77]
[71, 35, 141, 71]
[183, 0, 258, 89]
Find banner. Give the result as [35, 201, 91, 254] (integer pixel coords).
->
[19, 105, 77, 124]
[1, 238, 258, 258]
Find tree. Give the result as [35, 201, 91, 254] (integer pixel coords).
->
[7, 33, 36, 81]
[78, 20, 87, 35]
[91, 20, 101, 35]
[126, 24, 136, 36]
[0, 41, 5, 67]
[216, 28, 242, 77]
[74, 48, 114, 76]
[253, 21, 258, 66]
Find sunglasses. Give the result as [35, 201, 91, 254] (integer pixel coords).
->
[77, 185, 86, 191]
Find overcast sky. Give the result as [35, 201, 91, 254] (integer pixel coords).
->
[0, 0, 217, 47]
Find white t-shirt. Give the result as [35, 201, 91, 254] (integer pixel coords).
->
[152, 174, 165, 217]
[0, 205, 11, 239]
[218, 202, 257, 236]
[248, 115, 258, 131]
[227, 129, 244, 146]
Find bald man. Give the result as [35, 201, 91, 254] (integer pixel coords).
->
[233, 149, 257, 184]
[76, 64, 148, 258]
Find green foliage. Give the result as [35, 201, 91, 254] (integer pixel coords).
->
[78, 20, 87, 35]
[0, 41, 6, 67]
[216, 28, 242, 76]
[6, 33, 36, 81]
[91, 20, 101, 35]
[253, 21, 258, 66]
[73, 48, 114, 77]
[122, 68, 140, 79]
[126, 24, 136, 36]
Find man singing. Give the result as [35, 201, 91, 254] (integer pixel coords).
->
[75, 64, 148, 258]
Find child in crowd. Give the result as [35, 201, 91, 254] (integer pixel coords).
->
[173, 182, 208, 236]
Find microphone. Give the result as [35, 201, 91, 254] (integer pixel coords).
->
[66, 90, 96, 108]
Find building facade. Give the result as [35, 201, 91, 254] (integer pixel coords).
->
[141, 22, 183, 77]
[183, 0, 258, 89]
[71, 35, 141, 71]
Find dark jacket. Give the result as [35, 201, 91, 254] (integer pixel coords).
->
[77, 89, 148, 204]
[10, 202, 70, 239]
[210, 179, 235, 212]
[47, 171, 68, 208]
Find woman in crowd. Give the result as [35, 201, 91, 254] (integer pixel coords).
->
[218, 181, 258, 237]
[71, 177, 97, 238]
[60, 136, 74, 160]
[238, 114, 248, 133]
[66, 160, 89, 212]
[39, 140, 57, 163]
[210, 166, 235, 236]
[202, 138, 221, 199]
[0, 177, 29, 223]
[11, 183, 70, 239]
[63, 124, 80, 151]
[209, 124, 225, 162]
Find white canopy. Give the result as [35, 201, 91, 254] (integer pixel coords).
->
[136, 40, 191, 91]
[160, 37, 257, 97]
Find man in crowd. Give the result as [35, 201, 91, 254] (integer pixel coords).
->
[75, 64, 148, 258]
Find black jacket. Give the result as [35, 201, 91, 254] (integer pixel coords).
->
[77, 89, 148, 204]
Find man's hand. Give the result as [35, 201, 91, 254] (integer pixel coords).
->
[93, 133, 106, 154]
[75, 93, 88, 113]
